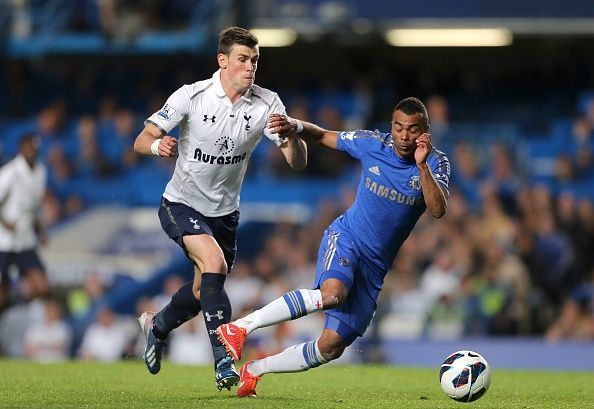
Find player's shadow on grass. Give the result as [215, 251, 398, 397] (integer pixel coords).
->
[197, 394, 299, 402]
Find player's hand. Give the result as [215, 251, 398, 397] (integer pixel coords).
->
[157, 135, 178, 157]
[268, 113, 300, 138]
[414, 133, 432, 165]
[0, 219, 15, 231]
[38, 230, 49, 246]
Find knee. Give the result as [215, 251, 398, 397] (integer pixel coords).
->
[195, 253, 227, 275]
[318, 341, 346, 362]
[320, 281, 348, 309]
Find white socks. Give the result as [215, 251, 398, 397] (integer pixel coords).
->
[249, 339, 327, 376]
[234, 289, 323, 334]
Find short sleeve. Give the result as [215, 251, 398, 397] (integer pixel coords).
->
[429, 149, 451, 194]
[336, 130, 381, 160]
[145, 85, 190, 133]
[262, 94, 288, 147]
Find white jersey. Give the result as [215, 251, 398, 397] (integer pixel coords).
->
[146, 70, 287, 217]
[0, 155, 47, 251]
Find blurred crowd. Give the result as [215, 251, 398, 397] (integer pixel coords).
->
[1, 69, 594, 363]
[4, 0, 198, 41]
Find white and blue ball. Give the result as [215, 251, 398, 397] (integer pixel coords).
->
[439, 350, 491, 402]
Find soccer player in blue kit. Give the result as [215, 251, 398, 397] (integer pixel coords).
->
[216, 97, 450, 397]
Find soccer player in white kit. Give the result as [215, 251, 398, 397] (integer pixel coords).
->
[133, 27, 307, 390]
[0, 134, 49, 312]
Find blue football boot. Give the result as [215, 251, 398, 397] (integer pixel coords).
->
[215, 355, 240, 391]
[138, 311, 167, 375]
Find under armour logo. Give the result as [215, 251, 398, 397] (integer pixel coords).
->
[203, 114, 216, 123]
[189, 217, 200, 229]
[204, 310, 224, 322]
[243, 113, 251, 131]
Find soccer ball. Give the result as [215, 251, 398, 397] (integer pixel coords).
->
[439, 350, 491, 402]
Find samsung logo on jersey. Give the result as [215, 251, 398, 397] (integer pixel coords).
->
[365, 177, 424, 206]
[194, 147, 247, 165]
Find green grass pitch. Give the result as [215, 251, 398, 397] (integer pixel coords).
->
[1, 359, 592, 408]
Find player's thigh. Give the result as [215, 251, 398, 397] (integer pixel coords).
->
[207, 209, 239, 273]
[183, 234, 226, 273]
[15, 250, 46, 277]
[0, 252, 13, 285]
[158, 199, 238, 273]
[313, 229, 359, 294]
[158, 199, 222, 270]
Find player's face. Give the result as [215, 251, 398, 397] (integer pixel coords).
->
[391, 110, 427, 159]
[20, 137, 40, 167]
[220, 44, 259, 92]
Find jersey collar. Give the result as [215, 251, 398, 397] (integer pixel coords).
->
[212, 70, 254, 103]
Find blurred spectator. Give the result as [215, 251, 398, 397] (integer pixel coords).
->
[78, 306, 129, 361]
[168, 317, 212, 365]
[424, 293, 465, 340]
[479, 236, 532, 334]
[96, 0, 148, 43]
[451, 142, 482, 211]
[67, 273, 106, 318]
[152, 274, 184, 311]
[487, 143, 520, 216]
[226, 260, 263, 318]
[425, 94, 450, 144]
[8, 0, 32, 38]
[24, 298, 71, 362]
[463, 268, 512, 336]
[67, 273, 107, 356]
[74, 115, 114, 178]
[0, 299, 45, 356]
[419, 247, 461, 306]
[531, 212, 575, 305]
[545, 297, 594, 342]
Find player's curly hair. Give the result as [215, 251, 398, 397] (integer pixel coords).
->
[394, 97, 429, 128]
[218, 27, 258, 55]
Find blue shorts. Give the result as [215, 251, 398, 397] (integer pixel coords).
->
[158, 198, 239, 273]
[0, 249, 45, 285]
[313, 228, 383, 343]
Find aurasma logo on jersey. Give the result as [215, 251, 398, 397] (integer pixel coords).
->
[193, 147, 247, 165]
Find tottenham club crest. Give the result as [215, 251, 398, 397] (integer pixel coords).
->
[243, 112, 252, 131]
[408, 176, 422, 190]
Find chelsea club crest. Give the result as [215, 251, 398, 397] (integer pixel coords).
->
[408, 176, 422, 190]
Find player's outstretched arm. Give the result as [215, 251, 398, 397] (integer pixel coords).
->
[268, 114, 339, 150]
[134, 123, 177, 157]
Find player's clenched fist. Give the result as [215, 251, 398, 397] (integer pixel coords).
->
[156, 136, 178, 157]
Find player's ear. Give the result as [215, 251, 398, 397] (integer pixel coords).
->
[217, 53, 228, 69]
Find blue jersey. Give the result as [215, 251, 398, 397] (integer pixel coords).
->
[332, 129, 450, 273]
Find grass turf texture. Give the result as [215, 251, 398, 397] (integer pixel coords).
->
[1, 359, 593, 408]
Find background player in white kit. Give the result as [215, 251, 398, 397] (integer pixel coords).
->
[133, 26, 307, 390]
[0, 134, 49, 313]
